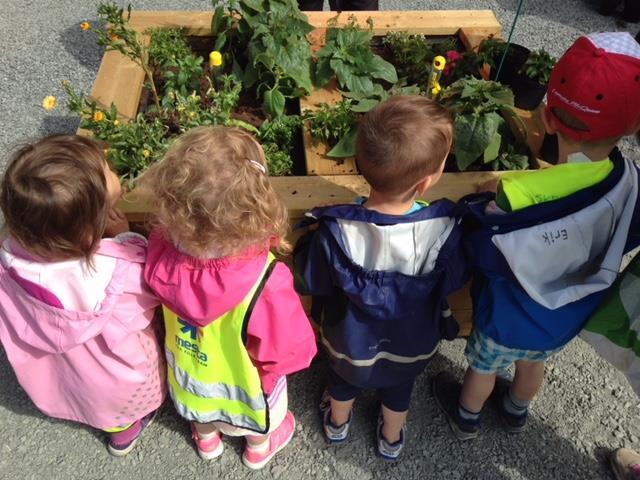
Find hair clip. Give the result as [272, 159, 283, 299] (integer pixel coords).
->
[249, 160, 267, 174]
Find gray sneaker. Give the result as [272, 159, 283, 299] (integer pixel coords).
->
[320, 389, 352, 444]
[376, 415, 406, 461]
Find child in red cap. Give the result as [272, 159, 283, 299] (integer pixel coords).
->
[432, 32, 640, 440]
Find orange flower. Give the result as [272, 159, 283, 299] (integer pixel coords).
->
[80, 21, 91, 31]
[110, 34, 120, 42]
[94, 111, 105, 122]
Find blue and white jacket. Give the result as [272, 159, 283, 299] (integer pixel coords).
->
[293, 201, 467, 388]
[462, 150, 640, 352]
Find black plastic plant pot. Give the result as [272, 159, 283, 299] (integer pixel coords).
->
[489, 43, 530, 81]
[509, 74, 548, 110]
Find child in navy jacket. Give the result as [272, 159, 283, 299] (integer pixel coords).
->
[294, 95, 467, 460]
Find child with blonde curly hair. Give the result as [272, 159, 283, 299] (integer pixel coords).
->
[140, 126, 317, 470]
[0, 135, 166, 456]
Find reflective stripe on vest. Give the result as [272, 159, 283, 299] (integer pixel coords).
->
[163, 253, 277, 434]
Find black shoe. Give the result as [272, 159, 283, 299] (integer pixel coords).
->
[491, 377, 528, 433]
[431, 372, 480, 440]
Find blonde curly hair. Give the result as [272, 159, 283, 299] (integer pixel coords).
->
[139, 126, 290, 258]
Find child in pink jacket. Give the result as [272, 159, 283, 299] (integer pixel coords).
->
[0, 135, 166, 456]
[140, 126, 317, 470]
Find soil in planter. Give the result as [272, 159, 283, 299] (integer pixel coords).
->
[136, 35, 307, 176]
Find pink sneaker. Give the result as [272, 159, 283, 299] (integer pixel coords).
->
[191, 424, 224, 460]
[108, 409, 158, 457]
[242, 411, 295, 470]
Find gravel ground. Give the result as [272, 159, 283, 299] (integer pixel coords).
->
[1, 1, 639, 479]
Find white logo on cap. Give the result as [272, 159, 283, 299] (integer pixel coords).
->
[551, 88, 601, 114]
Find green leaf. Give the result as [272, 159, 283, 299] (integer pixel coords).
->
[263, 89, 286, 117]
[483, 131, 501, 163]
[328, 127, 358, 158]
[454, 112, 503, 171]
[240, 0, 265, 13]
[211, 6, 226, 35]
[369, 55, 398, 84]
[314, 57, 334, 88]
[351, 98, 380, 113]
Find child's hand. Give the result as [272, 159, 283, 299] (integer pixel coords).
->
[478, 177, 500, 193]
[104, 207, 130, 237]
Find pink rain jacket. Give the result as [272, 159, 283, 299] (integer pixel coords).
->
[144, 230, 317, 394]
[0, 234, 166, 430]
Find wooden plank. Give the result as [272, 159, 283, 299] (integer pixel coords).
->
[304, 10, 501, 35]
[89, 50, 145, 121]
[120, 168, 514, 222]
[128, 11, 214, 35]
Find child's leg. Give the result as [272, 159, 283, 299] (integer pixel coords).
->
[377, 378, 415, 443]
[326, 369, 361, 426]
[512, 359, 545, 401]
[243, 411, 296, 470]
[191, 422, 224, 460]
[107, 409, 159, 456]
[460, 368, 497, 413]
[375, 378, 414, 461]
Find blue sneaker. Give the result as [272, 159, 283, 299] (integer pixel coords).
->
[376, 415, 406, 461]
[322, 408, 352, 444]
[320, 389, 352, 444]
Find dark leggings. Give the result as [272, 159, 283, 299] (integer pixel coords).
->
[327, 369, 415, 412]
[298, 0, 379, 11]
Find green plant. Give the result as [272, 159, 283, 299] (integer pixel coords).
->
[315, 16, 397, 94]
[96, 2, 161, 110]
[210, 0, 314, 117]
[304, 99, 357, 144]
[439, 76, 527, 171]
[147, 27, 192, 67]
[62, 81, 169, 184]
[259, 115, 303, 176]
[476, 35, 507, 68]
[305, 84, 420, 158]
[520, 49, 556, 85]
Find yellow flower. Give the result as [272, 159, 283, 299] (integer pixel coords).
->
[42, 95, 57, 111]
[209, 51, 223, 67]
[142, 149, 151, 158]
[93, 111, 105, 122]
[80, 21, 91, 31]
[113, 119, 120, 126]
[189, 111, 197, 118]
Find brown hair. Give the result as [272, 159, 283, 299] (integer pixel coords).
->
[356, 95, 453, 195]
[0, 135, 109, 262]
[139, 126, 289, 258]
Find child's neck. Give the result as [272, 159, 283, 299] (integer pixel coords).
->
[363, 189, 416, 215]
[557, 137, 617, 164]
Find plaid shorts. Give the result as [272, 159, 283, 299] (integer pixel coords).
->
[464, 329, 562, 374]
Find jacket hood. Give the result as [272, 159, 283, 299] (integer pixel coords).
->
[0, 234, 157, 354]
[466, 154, 639, 310]
[144, 230, 270, 326]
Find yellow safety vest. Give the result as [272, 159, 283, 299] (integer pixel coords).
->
[163, 253, 277, 434]
[496, 158, 613, 212]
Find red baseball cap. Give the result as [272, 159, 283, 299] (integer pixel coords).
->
[546, 32, 640, 142]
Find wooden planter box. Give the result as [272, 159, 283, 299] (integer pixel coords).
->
[85, 10, 546, 336]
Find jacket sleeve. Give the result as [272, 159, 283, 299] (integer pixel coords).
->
[292, 225, 335, 297]
[246, 262, 318, 393]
